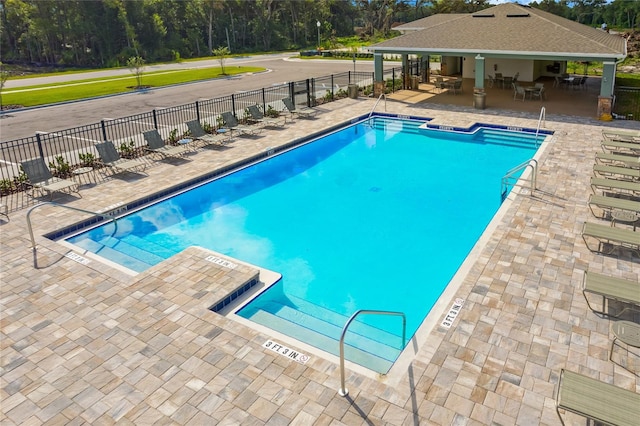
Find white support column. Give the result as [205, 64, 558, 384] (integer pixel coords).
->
[473, 55, 486, 109]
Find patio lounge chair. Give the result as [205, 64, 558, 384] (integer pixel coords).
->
[20, 157, 80, 199]
[186, 120, 232, 147]
[588, 194, 640, 218]
[283, 98, 318, 119]
[95, 141, 147, 175]
[582, 221, 639, 256]
[593, 163, 640, 181]
[143, 129, 191, 159]
[247, 105, 286, 127]
[601, 139, 640, 155]
[595, 152, 640, 168]
[602, 130, 640, 143]
[555, 369, 640, 426]
[581, 270, 640, 316]
[590, 177, 640, 197]
[220, 111, 262, 136]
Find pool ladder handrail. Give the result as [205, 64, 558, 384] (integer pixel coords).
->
[500, 159, 538, 202]
[338, 309, 406, 397]
[367, 93, 386, 126]
[535, 106, 545, 147]
[27, 202, 117, 267]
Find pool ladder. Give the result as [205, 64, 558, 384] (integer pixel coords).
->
[338, 309, 406, 397]
[500, 159, 538, 202]
[534, 106, 546, 147]
[27, 202, 117, 268]
[367, 93, 387, 126]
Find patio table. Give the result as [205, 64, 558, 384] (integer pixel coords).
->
[524, 86, 541, 99]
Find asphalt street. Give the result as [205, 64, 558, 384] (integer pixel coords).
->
[1, 54, 395, 142]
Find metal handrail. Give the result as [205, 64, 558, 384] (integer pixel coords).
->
[338, 309, 406, 397]
[27, 202, 117, 266]
[367, 93, 387, 125]
[501, 159, 538, 202]
[535, 106, 546, 147]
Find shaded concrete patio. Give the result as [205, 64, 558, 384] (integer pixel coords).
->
[390, 76, 605, 119]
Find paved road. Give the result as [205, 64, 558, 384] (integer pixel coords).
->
[1, 54, 395, 142]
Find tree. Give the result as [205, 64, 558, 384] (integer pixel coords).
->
[0, 62, 9, 111]
[127, 56, 145, 89]
[213, 46, 230, 75]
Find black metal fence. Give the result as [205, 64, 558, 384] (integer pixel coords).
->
[0, 67, 403, 212]
[613, 86, 640, 121]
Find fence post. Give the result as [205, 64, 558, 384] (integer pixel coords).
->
[348, 71, 352, 85]
[262, 88, 266, 112]
[289, 82, 295, 105]
[195, 101, 201, 122]
[306, 79, 311, 107]
[35, 133, 45, 159]
[100, 120, 107, 141]
[331, 75, 335, 100]
[392, 69, 395, 93]
[231, 94, 237, 118]
[152, 109, 158, 129]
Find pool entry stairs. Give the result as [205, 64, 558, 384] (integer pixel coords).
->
[72, 234, 181, 273]
[370, 117, 542, 149]
[239, 294, 405, 374]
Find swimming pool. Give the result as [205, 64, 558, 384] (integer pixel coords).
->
[65, 115, 546, 373]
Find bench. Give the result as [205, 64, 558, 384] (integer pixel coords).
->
[556, 369, 640, 426]
[582, 270, 640, 316]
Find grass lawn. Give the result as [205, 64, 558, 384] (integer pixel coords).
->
[3, 66, 264, 107]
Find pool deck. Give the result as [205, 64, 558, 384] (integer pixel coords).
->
[1, 95, 640, 425]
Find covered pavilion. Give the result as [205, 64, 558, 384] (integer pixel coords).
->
[368, 3, 627, 117]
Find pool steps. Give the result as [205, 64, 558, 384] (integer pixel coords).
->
[73, 234, 178, 272]
[241, 294, 404, 373]
[371, 119, 540, 149]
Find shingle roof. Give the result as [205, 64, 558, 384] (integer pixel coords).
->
[371, 3, 626, 59]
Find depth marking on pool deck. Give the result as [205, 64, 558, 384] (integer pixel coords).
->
[440, 298, 465, 328]
[262, 340, 310, 364]
[65, 252, 90, 265]
[205, 256, 237, 269]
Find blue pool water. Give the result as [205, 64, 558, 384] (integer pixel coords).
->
[66, 116, 541, 373]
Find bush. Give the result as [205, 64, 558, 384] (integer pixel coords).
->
[48, 156, 72, 178]
[119, 140, 136, 158]
[79, 152, 97, 168]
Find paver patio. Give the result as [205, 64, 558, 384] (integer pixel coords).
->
[1, 92, 639, 425]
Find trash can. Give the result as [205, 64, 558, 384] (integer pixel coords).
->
[473, 89, 486, 110]
[347, 84, 358, 99]
[410, 76, 419, 90]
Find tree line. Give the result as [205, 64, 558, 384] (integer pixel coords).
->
[1, 0, 638, 69]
